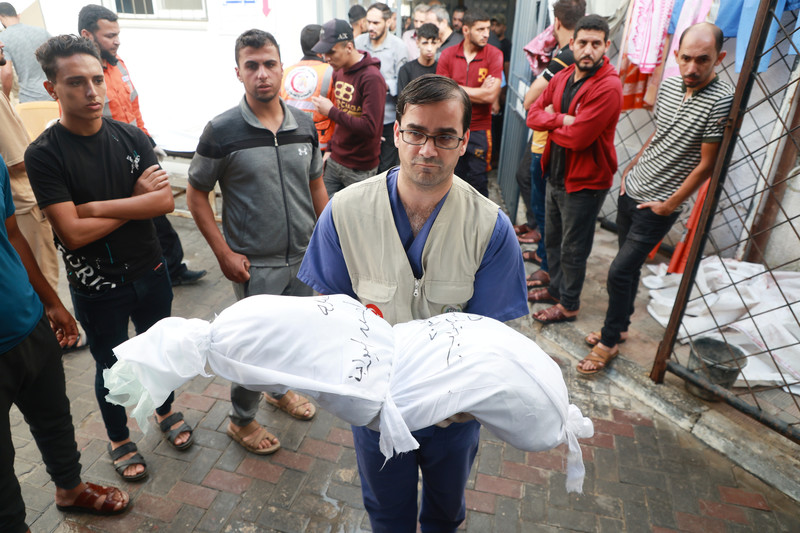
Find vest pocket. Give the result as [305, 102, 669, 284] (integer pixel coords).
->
[425, 280, 474, 305]
[352, 277, 397, 302]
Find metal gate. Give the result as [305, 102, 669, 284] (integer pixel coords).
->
[650, 0, 800, 445]
[496, 0, 549, 221]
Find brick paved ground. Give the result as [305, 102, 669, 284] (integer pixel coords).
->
[13, 185, 800, 532]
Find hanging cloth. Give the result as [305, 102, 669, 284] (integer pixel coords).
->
[626, 0, 676, 74]
[619, 0, 672, 110]
[736, 0, 800, 72]
[662, 0, 714, 80]
[524, 25, 558, 77]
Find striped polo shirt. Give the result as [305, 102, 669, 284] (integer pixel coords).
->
[625, 75, 734, 205]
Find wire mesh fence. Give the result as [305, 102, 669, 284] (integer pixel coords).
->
[646, 1, 800, 444]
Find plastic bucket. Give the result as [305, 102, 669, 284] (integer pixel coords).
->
[685, 337, 747, 402]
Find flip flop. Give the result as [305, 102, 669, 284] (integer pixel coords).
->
[585, 331, 628, 347]
[532, 305, 577, 324]
[263, 390, 316, 421]
[107, 442, 147, 482]
[227, 420, 281, 455]
[577, 345, 619, 375]
[56, 482, 130, 516]
[156, 412, 194, 450]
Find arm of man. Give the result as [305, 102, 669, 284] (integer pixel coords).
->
[0, 61, 12, 99]
[547, 79, 622, 151]
[316, 73, 386, 139]
[526, 80, 562, 131]
[619, 131, 655, 196]
[466, 211, 529, 322]
[74, 164, 174, 220]
[397, 62, 411, 97]
[297, 201, 357, 298]
[6, 212, 78, 346]
[637, 141, 721, 215]
[460, 47, 503, 105]
[186, 182, 251, 283]
[310, 176, 327, 218]
[523, 75, 549, 111]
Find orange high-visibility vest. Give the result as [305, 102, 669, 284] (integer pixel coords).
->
[102, 57, 149, 136]
[281, 59, 335, 149]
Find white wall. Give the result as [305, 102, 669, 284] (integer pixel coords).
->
[37, 0, 319, 151]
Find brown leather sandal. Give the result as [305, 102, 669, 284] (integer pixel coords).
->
[263, 390, 316, 420]
[227, 420, 281, 455]
[577, 345, 619, 375]
[584, 331, 628, 346]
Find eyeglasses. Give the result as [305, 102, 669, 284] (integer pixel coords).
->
[398, 129, 464, 150]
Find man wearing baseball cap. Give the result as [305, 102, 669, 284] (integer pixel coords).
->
[311, 19, 386, 198]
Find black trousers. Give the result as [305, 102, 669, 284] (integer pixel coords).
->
[153, 214, 185, 278]
[1, 315, 82, 533]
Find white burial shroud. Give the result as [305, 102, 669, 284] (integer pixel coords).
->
[105, 294, 594, 492]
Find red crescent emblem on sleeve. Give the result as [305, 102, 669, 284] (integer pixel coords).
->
[366, 304, 383, 318]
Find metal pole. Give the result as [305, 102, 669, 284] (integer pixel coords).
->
[650, 0, 781, 383]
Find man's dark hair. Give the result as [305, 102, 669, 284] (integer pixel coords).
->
[679, 23, 723, 54]
[0, 2, 17, 17]
[367, 2, 391, 21]
[397, 74, 471, 134]
[416, 23, 439, 41]
[235, 29, 281, 65]
[453, 6, 467, 16]
[78, 4, 117, 34]
[573, 14, 609, 41]
[35, 34, 101, 83]
[463, 8, 490, 28]
[300, 24, 323, 56]
[552, 0, 586, 30]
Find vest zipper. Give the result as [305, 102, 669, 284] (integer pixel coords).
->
[274, 134, 291, 267]
[413, 278, 420, 298]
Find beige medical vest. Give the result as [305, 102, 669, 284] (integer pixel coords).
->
[332, 172, 499, 325]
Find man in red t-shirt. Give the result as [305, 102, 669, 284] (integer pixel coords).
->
[436, 8, 502, 197]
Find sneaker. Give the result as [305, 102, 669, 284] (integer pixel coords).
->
[171, 268, 207, 286]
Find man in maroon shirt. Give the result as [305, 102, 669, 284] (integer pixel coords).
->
[311, 19, 386, 198]
[436, 8, 502, 197]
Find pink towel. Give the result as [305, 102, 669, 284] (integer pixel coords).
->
[626, 0, 675, 74]
[524, 25, 557, 76]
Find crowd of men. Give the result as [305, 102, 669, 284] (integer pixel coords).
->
[0, 1, 734, 532]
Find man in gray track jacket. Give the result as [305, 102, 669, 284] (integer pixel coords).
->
[187, 29, 328, 455]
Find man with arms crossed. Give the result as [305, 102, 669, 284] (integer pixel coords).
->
[436, 8, 502, 197]
[78, 4, 206, 287]
[521, 0, 586, 287]
[299, 74, 528, 533]
[25, 35, 193, 482]
[1, 152, 130, 532]
[579, 23, 733, 374]
[526, 15, 622, 326]
[311, 19, 386, 197]
[188, 30, 327, 453]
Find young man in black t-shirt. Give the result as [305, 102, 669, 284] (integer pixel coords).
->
[25, 35, 194, 482]
[397, 23, 440, 95]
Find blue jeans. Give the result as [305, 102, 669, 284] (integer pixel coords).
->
[545, 185, 608, 311]
[529, 152, 548, 272]
[353, 421, 481, 533]
[70, 260, 174, 442]
[600, 194, 680, 346]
